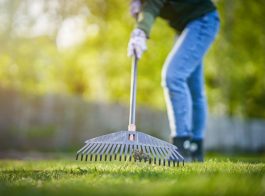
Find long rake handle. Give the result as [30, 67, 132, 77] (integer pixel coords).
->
[128, 54, 138, 131]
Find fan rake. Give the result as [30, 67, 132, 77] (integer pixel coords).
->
[76, 55, 184, 166]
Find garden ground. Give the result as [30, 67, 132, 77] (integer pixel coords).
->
[0, 154, 265, 195]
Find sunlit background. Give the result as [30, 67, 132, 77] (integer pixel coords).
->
[0, 0, 264, 155]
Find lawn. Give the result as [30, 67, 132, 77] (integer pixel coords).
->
[0, 155, 265, 196]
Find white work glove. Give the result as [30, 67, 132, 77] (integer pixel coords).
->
[130, 0, 142, 19]
[128, 28, 147, 59]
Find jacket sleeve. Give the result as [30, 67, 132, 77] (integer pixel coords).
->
[137, 0, 166, 37]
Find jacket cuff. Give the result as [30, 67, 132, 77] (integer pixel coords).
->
[136, 11, 155, 38]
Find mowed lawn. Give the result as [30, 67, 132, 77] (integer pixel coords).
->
[0, 155, 265, 196]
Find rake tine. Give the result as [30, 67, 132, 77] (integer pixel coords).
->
[77, 144, 88, 155]
[141, 146, 147, 162]
[104, 144, 113, 161]
[139, 145, 144, 162]
[145, 146, 152, 164]
[160, 147, 169, 159]
[90, 143, 101, 161]
[95, 143, 106, 161]
[87, 143, 99, 161]
[156, 147, 165, 166]
[108, 144, 116, 160]
[149, 146, 156, 164]
[153, 150, 157, 164]
[119, 144, 125, 161]
[127, 144, 131, 161]
[145, 145, 150, 163]
[153, 155, 157, 165]
[124, 144, 129, 161]
[109, 144, 117, 161]
[99, 143, 109, 161]
[168, 147, 180, 162]
[90, 154, 93, 161]
[158, 147, 166, 157]
[138, 147, 142, 162]
[95, 144, 105, 161]
[86, 143, 97, 153]
[171, 153, 180, 166]
[164, 157, 168, 166]
[81, 144, 93, 161]
[141, 147, 146, 162]
[77, 144, 90, 160]
[173, 149, 184, 162]
[160, 147, 172, 167]
[142, 145, 149, 163]
[93, 144, 103, 161]
[114, 144, 121, 160]
[138, 145, 142, 162]
[83, 143, 94, 161]
[84, 143, 94, 152]
[133, 145, 137, 162]
[99, 144, 110, 161]
[80, 145, 92, 160]
[136, 145, 140, 162]
[83, 144, 93, 161]
[99, 155, 102, 161]
[102, 143, 111, 161]
[173, 148, 184, 161]
[153, 147, 161, 165]
[145, 145, 150, 155]
[156, 146, 164, 162]
[76, 143, 89, 159]
[129, 144, 133, 161]
[147, 146, 152, 164]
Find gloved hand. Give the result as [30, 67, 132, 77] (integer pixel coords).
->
[128, 28, 147, 59]
[130, 0, 142, 19]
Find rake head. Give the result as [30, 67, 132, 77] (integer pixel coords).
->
[76, 131, 184, 167]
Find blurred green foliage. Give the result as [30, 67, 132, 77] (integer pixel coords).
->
[0, 0, 264, 118]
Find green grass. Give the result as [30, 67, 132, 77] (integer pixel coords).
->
[0, 156, 265, 196]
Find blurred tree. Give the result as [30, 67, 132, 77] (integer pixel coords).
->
[205, 0, 265, 118]
[0, 0, 265, 119]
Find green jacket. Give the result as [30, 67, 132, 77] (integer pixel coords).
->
[137, 0, 216, 37]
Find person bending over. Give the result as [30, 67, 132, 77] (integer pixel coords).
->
[128, 0, 220, 162]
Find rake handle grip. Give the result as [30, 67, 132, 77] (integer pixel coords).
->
[128, 53, 138, 131]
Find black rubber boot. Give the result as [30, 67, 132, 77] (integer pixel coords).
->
[190, 139, 204, 162]
[172, 137, 191, 162]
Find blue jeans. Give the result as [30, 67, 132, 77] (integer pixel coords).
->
[162, 11, 220, 140]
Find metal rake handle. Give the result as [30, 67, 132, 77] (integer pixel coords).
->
[128, 53, 138, 131]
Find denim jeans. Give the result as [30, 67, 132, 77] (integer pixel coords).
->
[162, 10, 220, 140]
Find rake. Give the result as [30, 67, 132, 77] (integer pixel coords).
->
[76, 54, 184, 166]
